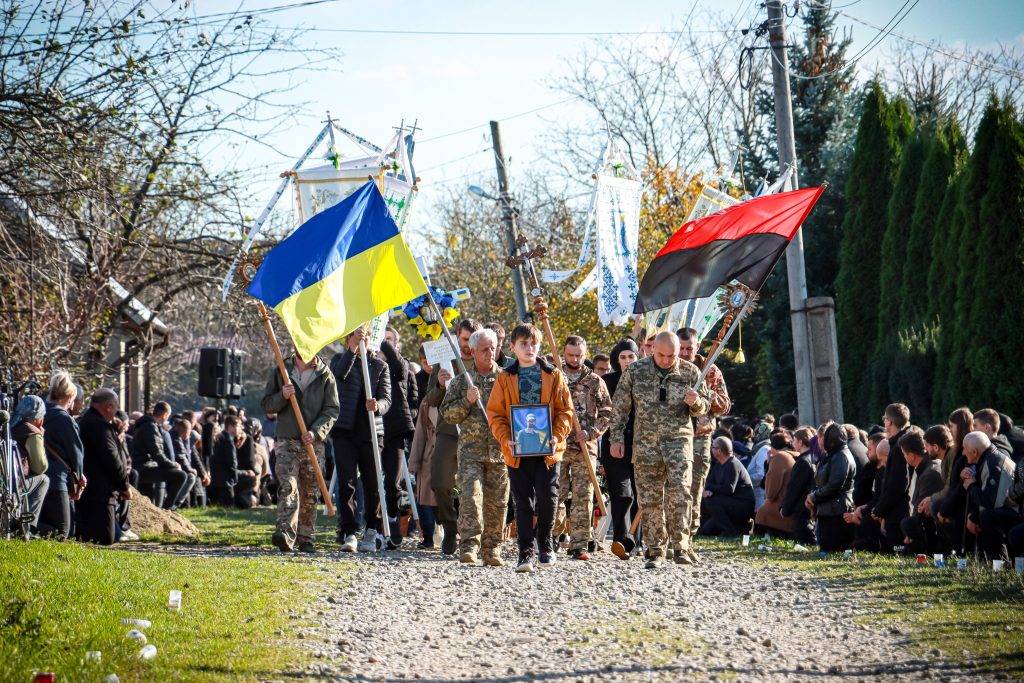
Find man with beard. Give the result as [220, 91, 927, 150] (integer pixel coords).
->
[553, 336, 612, 560]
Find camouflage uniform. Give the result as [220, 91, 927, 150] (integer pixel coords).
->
[554, 365, 612, 550]
[609, 356, 709, 558]
[440, 361, 508, 558]
[689, 359, 731, 537]
[275, 438, 326, 545]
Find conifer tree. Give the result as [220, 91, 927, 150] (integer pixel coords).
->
[835, 83, 912, 423]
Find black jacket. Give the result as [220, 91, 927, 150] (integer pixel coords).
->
[131, 414, 175, 470]
[910, 457, 944, 508]
[599, 369, 634, 466]
[211, 431, 241, 487]
[853, 460, 878, 508]
[873, 427, 912, 523]
[380, 340, 417, 442]
[78, 407, 130, 499]
[705, 455, 755, 502]
[937, 452, 969, 520]
[810, 447, 856, 517]
[781, 451, 815, 518]
[991, 434, 1014, 462]
[330, 349, 391, 436]
[1003, 426, 1024, 464]
[43, 402, 84, 492]
[415, 369, 431, 409]
[848, 438, 869, 477]
[966, 445, 1014, 522]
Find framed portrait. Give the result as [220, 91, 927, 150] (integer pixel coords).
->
[510, 404, 553, 457]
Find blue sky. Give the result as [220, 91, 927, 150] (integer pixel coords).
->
[192, 0, 1023, 237]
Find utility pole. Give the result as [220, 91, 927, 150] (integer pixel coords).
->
[489, 120, 529, 322]
[766, 0, 815, 423]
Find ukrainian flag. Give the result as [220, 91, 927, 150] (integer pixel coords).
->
[247, 180, 427, 360]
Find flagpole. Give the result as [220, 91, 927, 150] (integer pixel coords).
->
[358, 339, 391, 542]
[255, 301, 335, 516]
[425, 291, 487, 416]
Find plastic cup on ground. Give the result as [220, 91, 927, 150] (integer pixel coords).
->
[793, 544, 810, 552]
[32, 674, 56, 683]
[138, 644, 157, 661]
[741, 535, 750, 547]
[104, 675, 120, 683]
[843, 548, 853, 559]
[916, 553, 927, 566]
[933, 554, 945, 568]
[85, 651, 102, 663]
[126, 630, 147, 645]
[992, 559, 1004, 572]
[956, 558, 968, 570]
[122, 618, 151, 629]
[167, 590, 182, 611]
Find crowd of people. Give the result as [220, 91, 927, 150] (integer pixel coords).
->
[8, 320, 1023, 573]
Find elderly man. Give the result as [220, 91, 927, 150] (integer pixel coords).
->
[440, 328, 508, 566]
[77, 389, 132, 545]
[609, 331, 709, 569]
[956, 431, 1016, 559]
[553, 335, 612, 561]
[677, 326, 730, 564]
[698, 436, 755, 537]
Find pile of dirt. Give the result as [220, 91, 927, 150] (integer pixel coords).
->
[127, 487, 200, 538]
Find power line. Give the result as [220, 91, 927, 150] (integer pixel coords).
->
[273, 26, 745, 38]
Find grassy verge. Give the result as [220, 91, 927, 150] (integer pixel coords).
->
[140, 505, 336, 548]
[1, 506, 348, 682]
[701, 536, 1024, 674]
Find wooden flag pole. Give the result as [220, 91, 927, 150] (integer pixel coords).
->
[255, 301, 335, 516]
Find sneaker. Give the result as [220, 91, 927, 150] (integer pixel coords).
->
[339, 534, 358, 552]
[416, 540, 434, 550]
[538, 551, 556, 567]
[557, 533, 571, 550]
[120, 529, 140, 542]
[570, 549, 591, 561]
[298, 540, 316, 554]
[357, 532, 378, 553]
[386, 537, 401, 551]
[459, 551, 479, 565]
[271, 531, 293, 553]
[515, 554, 535, 573]
[645, 555, 665, 569]
[611, 541, 629, 560]
[482, 551, 504, 567]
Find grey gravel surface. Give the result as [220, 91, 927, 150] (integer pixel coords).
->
[271, 541, 989, 683]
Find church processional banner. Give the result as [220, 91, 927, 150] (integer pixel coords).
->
[294, 164, 415, 227]
[592, 174, 642, 326]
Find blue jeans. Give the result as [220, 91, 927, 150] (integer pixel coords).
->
[418, 505, 437, 546]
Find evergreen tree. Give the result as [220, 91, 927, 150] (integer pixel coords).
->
[934, 100, 1001, 415]
[891, 123, 962, 420]
[867, 124, 925, 417]
[835, 83, 912, 423]
[962, 102, 1024, 414]
[926, 172, 965, 418]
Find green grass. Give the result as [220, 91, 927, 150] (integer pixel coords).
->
[1, 508, 350, 682]
[141, 505, 335, 547]
[701, 536, 1024, 675]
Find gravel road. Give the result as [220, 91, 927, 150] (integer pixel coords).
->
[280, 542, 988, 682]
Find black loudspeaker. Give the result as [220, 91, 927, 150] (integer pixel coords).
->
[198, 348, 243, 399]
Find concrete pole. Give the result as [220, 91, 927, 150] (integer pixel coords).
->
[489, 120, 529, 322]
[766, 0, 815, 424]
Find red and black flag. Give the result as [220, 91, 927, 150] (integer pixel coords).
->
[633, 186, 824, 313]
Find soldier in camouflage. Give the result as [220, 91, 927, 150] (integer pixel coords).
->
[609, 331, 709, 569]
[553, 335, 612, 560]
[440, 328, 509, 566]
[678, 327, 731, 565]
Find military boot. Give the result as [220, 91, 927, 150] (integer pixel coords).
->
[440, 521, 458, 555]
[482, 549, 505, 567]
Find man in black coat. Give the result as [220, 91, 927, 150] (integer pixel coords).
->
[131, 401, 189, 509]
[77, 389, 131, 545]
[209, 416, 244, 506]
[380, 331, 417, 543]
[699, 437, 756, 537]
[331, 325, 392, 552]
[960, 431, 1016, 559]
[846, 434, 886, 550]
[600, 339, 640, 556]
[898, 431, 945, 555]
[871, 403, 913, 551]
[997, 413, 1024, 465]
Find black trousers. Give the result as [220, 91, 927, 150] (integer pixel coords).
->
[508, 458, 560, 555]
[699, 495, 754, 537]
[382, 438, 407, 536]
[849, 514, 883, 551]
[235, 473, 259, 509]
[788, 510, 816, 545]
[816, 514, 853, 553]
[901, 512, 941, 555]
[208, 484, 235, 506]
[431, 433, 459, 526]
[334, 431, 383, 536]
[136, 467, 189, 509]
[605, 459, 637, 543]
[39, 487, 71, 539]
[77, 494, 117, 546]
[979, 507, 1024, 559]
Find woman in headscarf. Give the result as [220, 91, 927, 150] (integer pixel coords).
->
[599, 338, 640, 558]
[10, 394, 51, 534]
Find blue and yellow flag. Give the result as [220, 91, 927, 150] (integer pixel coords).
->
[247, 181, 427, 360]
